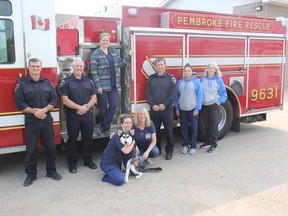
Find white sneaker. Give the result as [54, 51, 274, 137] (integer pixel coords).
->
[147, 158, 153, 165]
[181, 146, 189, 154]
[188, 148, 196, 155]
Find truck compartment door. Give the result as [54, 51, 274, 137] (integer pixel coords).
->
[131, 33, 185, 113]
[247, 38, 285, 110]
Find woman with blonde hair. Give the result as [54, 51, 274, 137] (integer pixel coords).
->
[133, 107, 159, 166]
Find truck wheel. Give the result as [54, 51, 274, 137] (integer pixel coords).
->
[197, 99, 233, 142]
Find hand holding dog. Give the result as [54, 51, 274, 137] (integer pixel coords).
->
[121, 140, 135, 155]
[126, 139, 135, 146]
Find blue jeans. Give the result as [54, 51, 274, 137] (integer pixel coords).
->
[97, 86, 118, 131]
[179, 109, 199, 149]
[100, 163, 124, 186]
[138, 146, 160, 167]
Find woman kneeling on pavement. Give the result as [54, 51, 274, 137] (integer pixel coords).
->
[133, 107, 159, 167]
[100, 114, 136, 186]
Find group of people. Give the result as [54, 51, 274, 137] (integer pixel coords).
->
[14, 31, 227, 187]
[14, 57, 98, 186]
[14, 31, 133, 187]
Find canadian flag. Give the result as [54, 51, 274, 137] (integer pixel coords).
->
[31, 15, 50, 31]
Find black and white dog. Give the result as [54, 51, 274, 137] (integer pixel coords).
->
[118, 129, 143, 183]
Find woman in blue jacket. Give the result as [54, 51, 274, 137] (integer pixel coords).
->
[199, 62, 227, 153]
[175, 63, 203, 155]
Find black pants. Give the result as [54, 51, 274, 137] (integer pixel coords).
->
[66, 110, 94, 167]
[24, 114, 56, 176]
[201, 103, 220, 147]
[150, 107, 174, 154]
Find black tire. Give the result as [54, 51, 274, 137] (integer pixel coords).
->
[197, 99, 233, 142]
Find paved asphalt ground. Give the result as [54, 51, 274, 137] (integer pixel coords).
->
[1, 87, 288, 216]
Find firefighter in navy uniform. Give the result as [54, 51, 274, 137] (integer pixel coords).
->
[14, 58, 62, 187]
[146, 58, 177, 160]
[58, 57, 97, 174]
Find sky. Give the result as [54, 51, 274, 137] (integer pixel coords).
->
[55, 0, 164, 15]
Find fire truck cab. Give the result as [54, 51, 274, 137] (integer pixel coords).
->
[0, 0, 60, 154]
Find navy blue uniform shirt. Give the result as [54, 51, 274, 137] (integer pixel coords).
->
[146, 72, 177, 108]
[100, 133, 136, 168]
[58, 74, 96, 106]
[106, 50, 116, 87]
[14, 76, 57, 111]
[132, 122, 156, 148]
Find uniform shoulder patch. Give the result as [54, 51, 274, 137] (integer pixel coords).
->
[171, 76, 177, 84]
[59, 80, 65, 88]
[14, 84, 19, 92]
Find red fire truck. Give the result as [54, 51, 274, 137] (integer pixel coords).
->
[0, 0, 285, 154]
